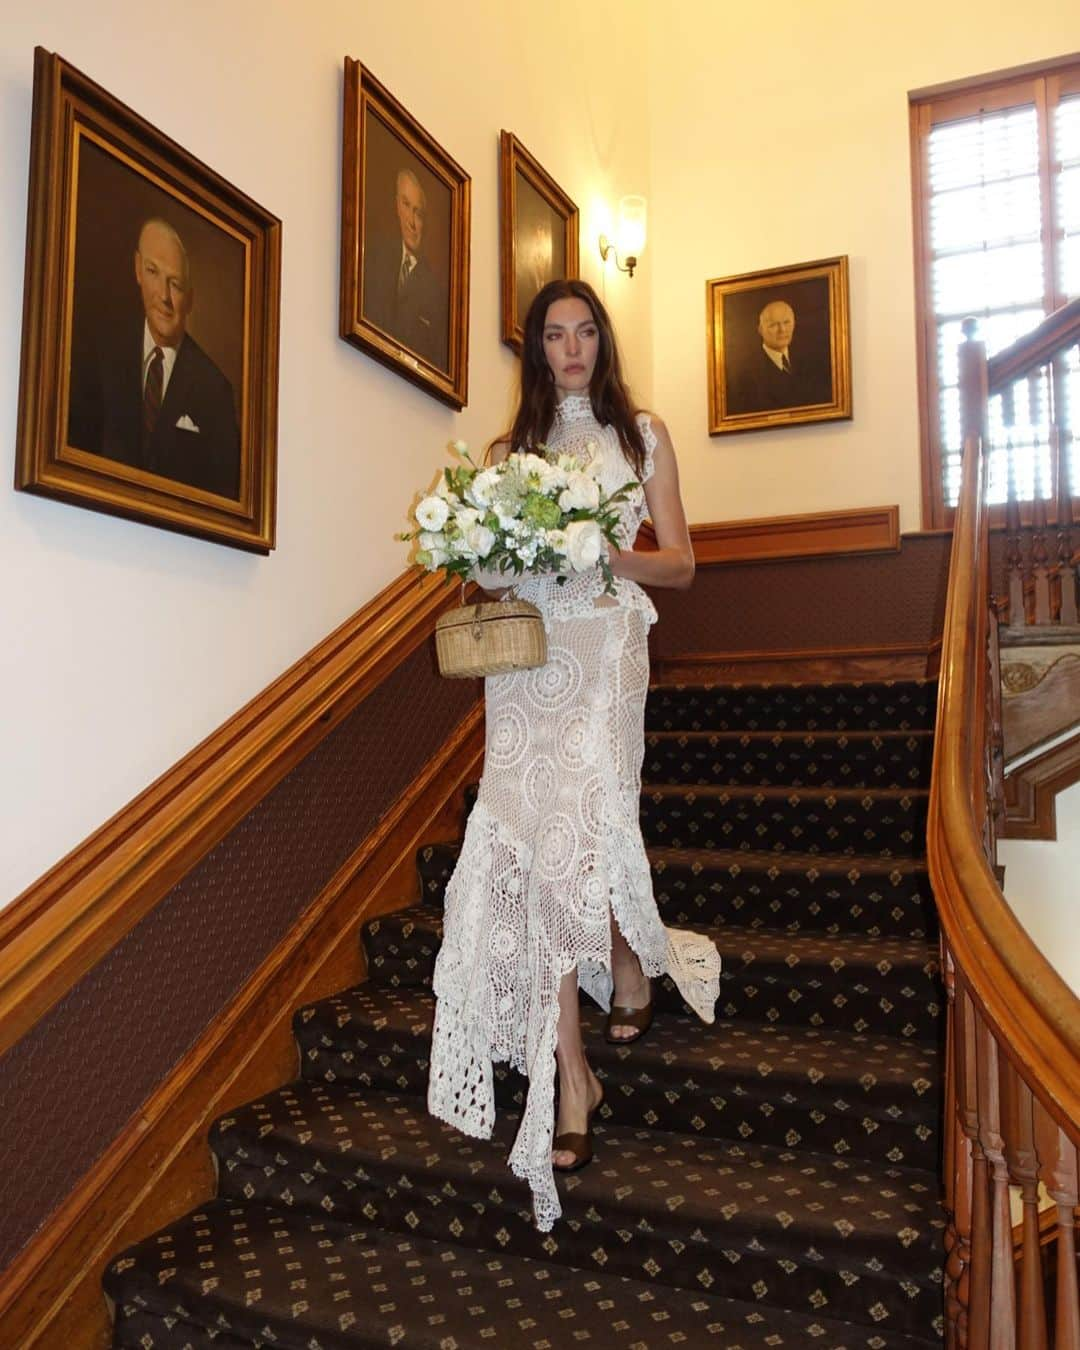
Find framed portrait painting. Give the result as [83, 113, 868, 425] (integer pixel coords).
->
[499, 132, 579, 353]
[341, 60, 471, 409]
[707, 255, 852, 436]
[16, 49, 281, 552]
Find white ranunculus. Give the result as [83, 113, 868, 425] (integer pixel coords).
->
[545, 528, 568, 557]
[466, 468, 500, 507]
[559, 471, 601, 513]
[415, 495, 450, 531]
[564, 519, 604, 571]
[464, 522, 495, 558]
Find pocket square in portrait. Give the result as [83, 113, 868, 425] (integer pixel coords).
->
[175, 414, 200, 433]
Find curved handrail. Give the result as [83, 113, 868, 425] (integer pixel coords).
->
[987, 295, 1080, 392]
[928, 420, 1080, 1139]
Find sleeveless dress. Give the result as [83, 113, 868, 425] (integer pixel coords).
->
[427, 394, 722, 1230]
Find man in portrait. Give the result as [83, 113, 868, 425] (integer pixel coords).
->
[726, 297, 832, 416]
[67, 218, 241, 499]
[363, 167, 449, 371]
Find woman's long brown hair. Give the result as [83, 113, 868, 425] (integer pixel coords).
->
[504, 279, 648, 477]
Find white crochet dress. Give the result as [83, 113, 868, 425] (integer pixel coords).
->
[427, 394, 722, 1230]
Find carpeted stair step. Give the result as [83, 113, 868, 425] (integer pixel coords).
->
[104, 1197, 941, 1350]
[639, 784, 929, 858]
[645, 681, 937, 734]
[209, 1081, 945, 1340]
[360, 905, 941, 1041]
[643, 729, 933, 788]
[294, 983, 939, 1170]
[418, 841, 937, 940]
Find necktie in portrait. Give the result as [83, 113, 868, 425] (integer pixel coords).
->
[142, 345, 164, 448]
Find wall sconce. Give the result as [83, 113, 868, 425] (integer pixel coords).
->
[598, 195, 647, 278]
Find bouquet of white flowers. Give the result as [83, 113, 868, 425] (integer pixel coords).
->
[400, 439, 636, 595]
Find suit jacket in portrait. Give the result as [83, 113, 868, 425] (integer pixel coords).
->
[68, 316, 241, 500]
[363, 234, 450, 371]
[726, 343, 832, 416]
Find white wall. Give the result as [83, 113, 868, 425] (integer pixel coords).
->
[0, 0, 651, 903]
[646, 0, 1080, 532]
[999, 780, 1080, 996]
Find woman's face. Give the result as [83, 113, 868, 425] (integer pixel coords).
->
[542, 297, 600, 398]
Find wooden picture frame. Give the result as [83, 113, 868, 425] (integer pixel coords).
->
[341, 60, 470, 409]
[707, 255, 852, 436]
[16, 49, 281, 553]
[499, 132, 579, 353]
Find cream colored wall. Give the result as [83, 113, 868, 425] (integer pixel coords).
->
[646, 0, 1080, 531]
[0, 0, 651, 903]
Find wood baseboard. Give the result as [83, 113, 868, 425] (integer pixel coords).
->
[638, 505, 900, 565]
[1002, 729, 1080, 839]
[0, 703, 485, 1349]
[653, 639, 941, 686]
[0, 569, 472, 1058]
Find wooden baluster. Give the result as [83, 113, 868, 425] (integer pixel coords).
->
[1055, 523, 1077, 624]
[1033, 1107, 1080, 1350]
[944, 947, 970, 1348]
[1004, 428, 1026, 628]
[962, 989, 993, 1348]
[1002, 1066, 1049, 1350]
[976, 1017, 1017, 1345]
[1031, 477, 1051, 626]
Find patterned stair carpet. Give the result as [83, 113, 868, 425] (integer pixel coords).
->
[106, 679, 945, 1349]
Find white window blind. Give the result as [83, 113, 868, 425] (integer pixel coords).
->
[914, 67, 1080, 521]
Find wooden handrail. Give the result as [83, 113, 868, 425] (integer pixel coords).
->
[930, 316, 1080, 1344]
[987, 295, 1080, 392]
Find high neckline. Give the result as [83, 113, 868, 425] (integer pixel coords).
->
[554, 392, 595, 423]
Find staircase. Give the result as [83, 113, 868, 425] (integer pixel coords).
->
[105, 678, 945, 1348]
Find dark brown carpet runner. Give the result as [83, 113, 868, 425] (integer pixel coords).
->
[106, 679, 944, 1348]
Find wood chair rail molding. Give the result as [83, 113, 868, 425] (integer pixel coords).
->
[0, 568, 474, 1059]
[637, 504, 900, 565]
[0, 703, 485, 1349]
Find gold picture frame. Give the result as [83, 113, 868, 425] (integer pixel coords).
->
[499, 132, 579, 354]
[707, 255, 852, 436]
[16, 48, 281, 552]
[340, 60, 471, 409]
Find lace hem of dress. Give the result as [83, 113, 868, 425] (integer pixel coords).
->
[428, 796, 722, 1232]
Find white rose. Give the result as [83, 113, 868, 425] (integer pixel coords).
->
[418, 530, 446, 551]
[464, 522, 495, 558]
[415, 495, 449, 531]
[453, 506, 480, 531]
[564, 519, 604, 571]
[559, 472, 601, 513]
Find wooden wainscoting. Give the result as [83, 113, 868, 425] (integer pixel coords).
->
[0, 570, 469, 1059]
[653, 639, 942, 686]
[0, 703, 485, 1349]
[638, 505, 900, 564]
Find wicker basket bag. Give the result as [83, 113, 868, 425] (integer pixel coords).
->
[434, 596, 547, 679]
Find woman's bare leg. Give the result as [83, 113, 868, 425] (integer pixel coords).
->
[608, 912, 652, 1040]
[553, 967, 602, 1168]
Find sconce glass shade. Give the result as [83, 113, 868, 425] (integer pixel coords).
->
[617, 195, 647, 259]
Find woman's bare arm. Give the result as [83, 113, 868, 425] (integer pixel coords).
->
[608, 416, 694, 591]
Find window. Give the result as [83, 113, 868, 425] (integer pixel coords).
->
[911, 60, 1080, 527]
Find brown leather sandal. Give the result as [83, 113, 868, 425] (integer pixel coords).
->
[553, 1091, 603, 1173]
[604, 989, 654, 1045]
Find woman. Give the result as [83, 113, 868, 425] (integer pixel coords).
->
[427, 279, 720, 1231]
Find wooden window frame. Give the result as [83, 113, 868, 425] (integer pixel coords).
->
[910, 54, 1080, 529]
